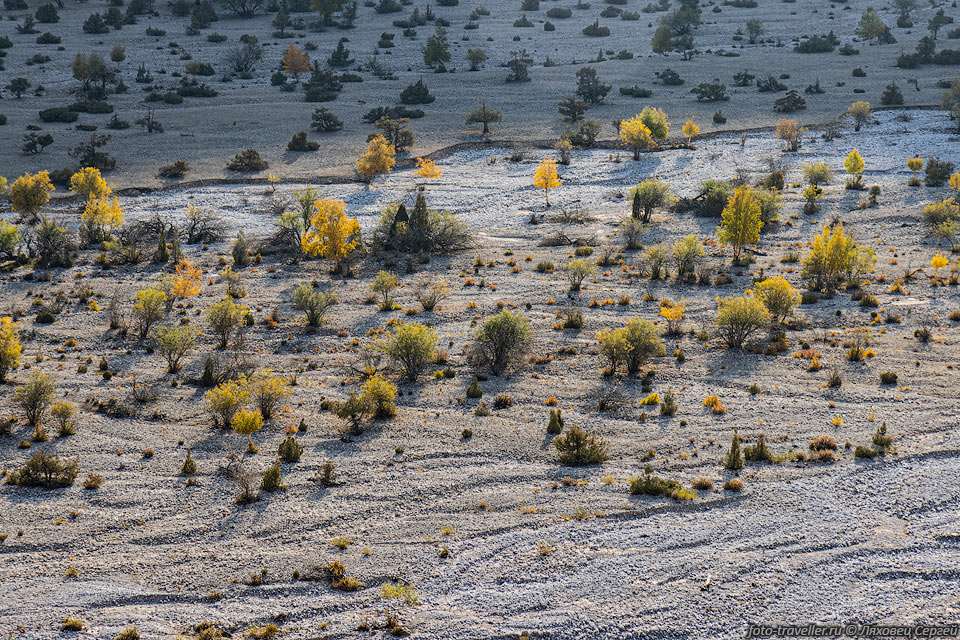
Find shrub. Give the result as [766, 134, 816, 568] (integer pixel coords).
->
[802, 161, 832, 187]
[6, 451, 77, 488]
[380, 322, 437, 381]
[809, 435, 837, 452]
[743, 434, 775, 463]
[288, 131, 319, 152]
[50, 401, 76, 436]
[206, 378, 249, 428]
[361, 374, 397, 418]
[629, 469, 681, 497]
[547, 408, 564, 434]
[225, 148, 267, 172]
[154, 325, 197, 373]
[232, 407, 263, 453]
[415, 277, 449, 311]
[292, 284, 337, 328]
[717, 186, 763, 264]
[466, 376, 483, 399]
[854, 445, 877, 459]
[659, 390, 677, 416]
[553, 426, 609, 465]
[248, 369, 290, 418]
[0, 316, 22, 382]
[753, 276, 800, 323]
[872, 422, 892, 452]
[206, 297, 249, 348]
[334, 393, 372, 435]
[278, 436, 304, 462]
[261, 461, 286, 492]
[879, 371, 898, 385]
[10, 171, 55, 218]
[802, 223, 875, 291]
[691, 477, 713, 491]
[180, 449, 198, 475]
[715, 296, 770, 349]
[926, 157, 955, 187]
[158, 160, 190, 179]
[16, 373, 55, 426]
[723, 478, 744, 491]
[132, 288, 167, 338]
[564, 258, 596, 291]
[473, 310, 532, 375]
[724, 430, 743, 470]
[672, 235, 704, 279]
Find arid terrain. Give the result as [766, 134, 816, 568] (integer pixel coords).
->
[1, 107, 960, 639]
[0, 0, 957, 187]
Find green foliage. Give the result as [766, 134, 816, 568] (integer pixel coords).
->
[466, 376, 482, 399]
[292, 283, 337, 328]
[724, 430, 743, 470]
[206, 297, 249, 348]
[553, 425, 609, 465]
[547, 408, 564, 434]
[715, 295, 770, 349]
[154, 325, 197, 372]
[16, 372, 55, 425]
[132, 287, 167, 338]
[6, 450, 78, 488]
[473, 310, 532, 375]
[261, 460, 286, 491]
[381, 322, 438, 381]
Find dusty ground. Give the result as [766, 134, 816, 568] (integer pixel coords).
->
[2, 109, 960, 638]
[0, 0, 956, 188]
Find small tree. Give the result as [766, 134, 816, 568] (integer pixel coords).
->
[370, 270, 399, 310]
[80, 195, 123, 242]
[533, 158, 562, 206]
[639, 106, 670, 141]
[619, 115, 654, 160]
[206, 377, 249, 428]
[303, 198, 361, 272]
[624, 318, 665, 373]
[672, 235, 704, 279]
[848, 101, 871, 131]
[465, 100, 501, 134]
[802, 223, 875, 291]
[69, 167, 111, 200]
[907, 157, 923, 186]
[16, 372, 55, 426]
[132, 287, 167, 338]
[154, 325, 197, 373]
[465, 48, 488, 71]
[0, 316, 22, 382]
[717, 186, 762, 264]
[423, 25, 451, 68]
[382, 322, 438, 381]
[714, 295, 770, 349]
[844, 149, 865, 189]
[10, 171, 55, 219]
[232, 408, 263, 453]
[292, 284, 337, 327]
[281, 43, 311, 80]
[564, 258, 596, 291]
[629, 179, 674, 222]
[775, 118, 801, 152]
[361, 374, 397, 418]
[574, 66, 611, 104]
[356, 134, 396, 183]
[754, 276, 800, 324]
[473, 310, 531, 375]
[248, 369, 290, 418]
[682, 118, 698, 144]
[746, 18, 763, 43]
[596, 327, 631, 375]
[206, 297, 249, 348]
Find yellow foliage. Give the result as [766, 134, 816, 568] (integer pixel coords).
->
[533, 158, 562, 206]
[303, 198, 361, 271]
[716, 186, 762, 263]
[281, 44, 311, 76]
[753, 276, 800, 322]
[932, 253, 949, 270]
[81, 195, 124, 231]
[414, 157, 442, 180]
[9, 171, 54, 215]
[906, 157, 923, 173]
[950, 172, 960, 195]
[844, 149, 865, 175]
[682, 118, 699, 141]
[69, 167, 111, 200]
[206, 377, 249, 428]
[171, 259, 202, 298]
[0, 316, 22, 382]
[659, 299, 685, 333]
[231, 408, 263, 449]
[618, 115, 655, 159]
[356, 134, 396, 183]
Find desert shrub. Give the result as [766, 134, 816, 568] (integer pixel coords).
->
[715, 296, 769, 349]
[361, 374, 397, 418]
[697, 180, 733, 217]
[334, 393, 372, 435]
[415, 277, 449, 311]
[0, 316, 22, 382]
[16, 373, 55, 425]
[152, 322, 198, 372]
[809, 435, 837, 452]
[724, 430, 743, 470]
[754, 276, 800, 323]
[6, 451, 77, 488]
[132, 287, 167, 338]
[743, 434, 775, 463]
[473, 310, 532, 375]
[723, 478, 744, 491]
[802, 161, 832, 186]
[292, 284, 337, 328]
[659, 390, 677, 416]
[381, 322, 438, 381]
[231, 407, 263, 455]
[691, 477, 713, 491]
[926, 157, 955, 187]
[288, 131, 319, 151]
[248, 369, 290, 418]
[225, 148, 267, 172]
[879, 371, 898, 385]
[672, 235, 704, 279]
[629, 469, 690, 500]
[370, 270, 399, 310]
[854, 445, 877, 459]
[467, 376, 483, 399]
[205, 377, 249, 428]
[180, 449, 198, 475]
[10, 171, 55, 218]
[554, 426, 609, 465]
[371, 197, 471, 254]
[802, 223, 875, 291]
[261, 461, 286, 492]
[493, 393, 513, 409]
[278, 436, 303, 462]
[206, 297, 249, 348]
[50, 401, 76, 436]
[547, 408, 564, 434]
[565, 258, 597, 291]
[158, 160, 189, 178]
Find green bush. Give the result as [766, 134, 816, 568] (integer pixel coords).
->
[553, 426, 609, 465]
[292, 284, 337, 328]
[715, 295, 770, 349]
[6, 451, 78, 488]
[154, 325, 197, 373]
[278, 436, 304, 462]
[381, 322, 438, 381]
[16, 372, 55, 425]
[473, 310, 531, 375]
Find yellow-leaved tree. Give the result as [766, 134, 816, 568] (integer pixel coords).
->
[281, 44, 311, 80]
[171, 258, 202, 300]
[907, 157, 923, 186]
[716, 186, 762, 264]
[9, 171, 54, 219]
[949, 171, 960, 197]
[533, 158, 562, 207]
[69, 167, 111, 200]
[0, 316, 22, 382]
[844, 149, 865, 189]
[303, 198, 361, 272]
[356, 134, 396, 184]
[414, 157, 442, 189]
[618, 115, 654, 160]
[682, 118, 699, 145]
[81, 195, 123, 242]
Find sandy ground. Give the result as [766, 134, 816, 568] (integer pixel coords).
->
[2, 109, 960, 639]
[0, 0, 957, 188]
